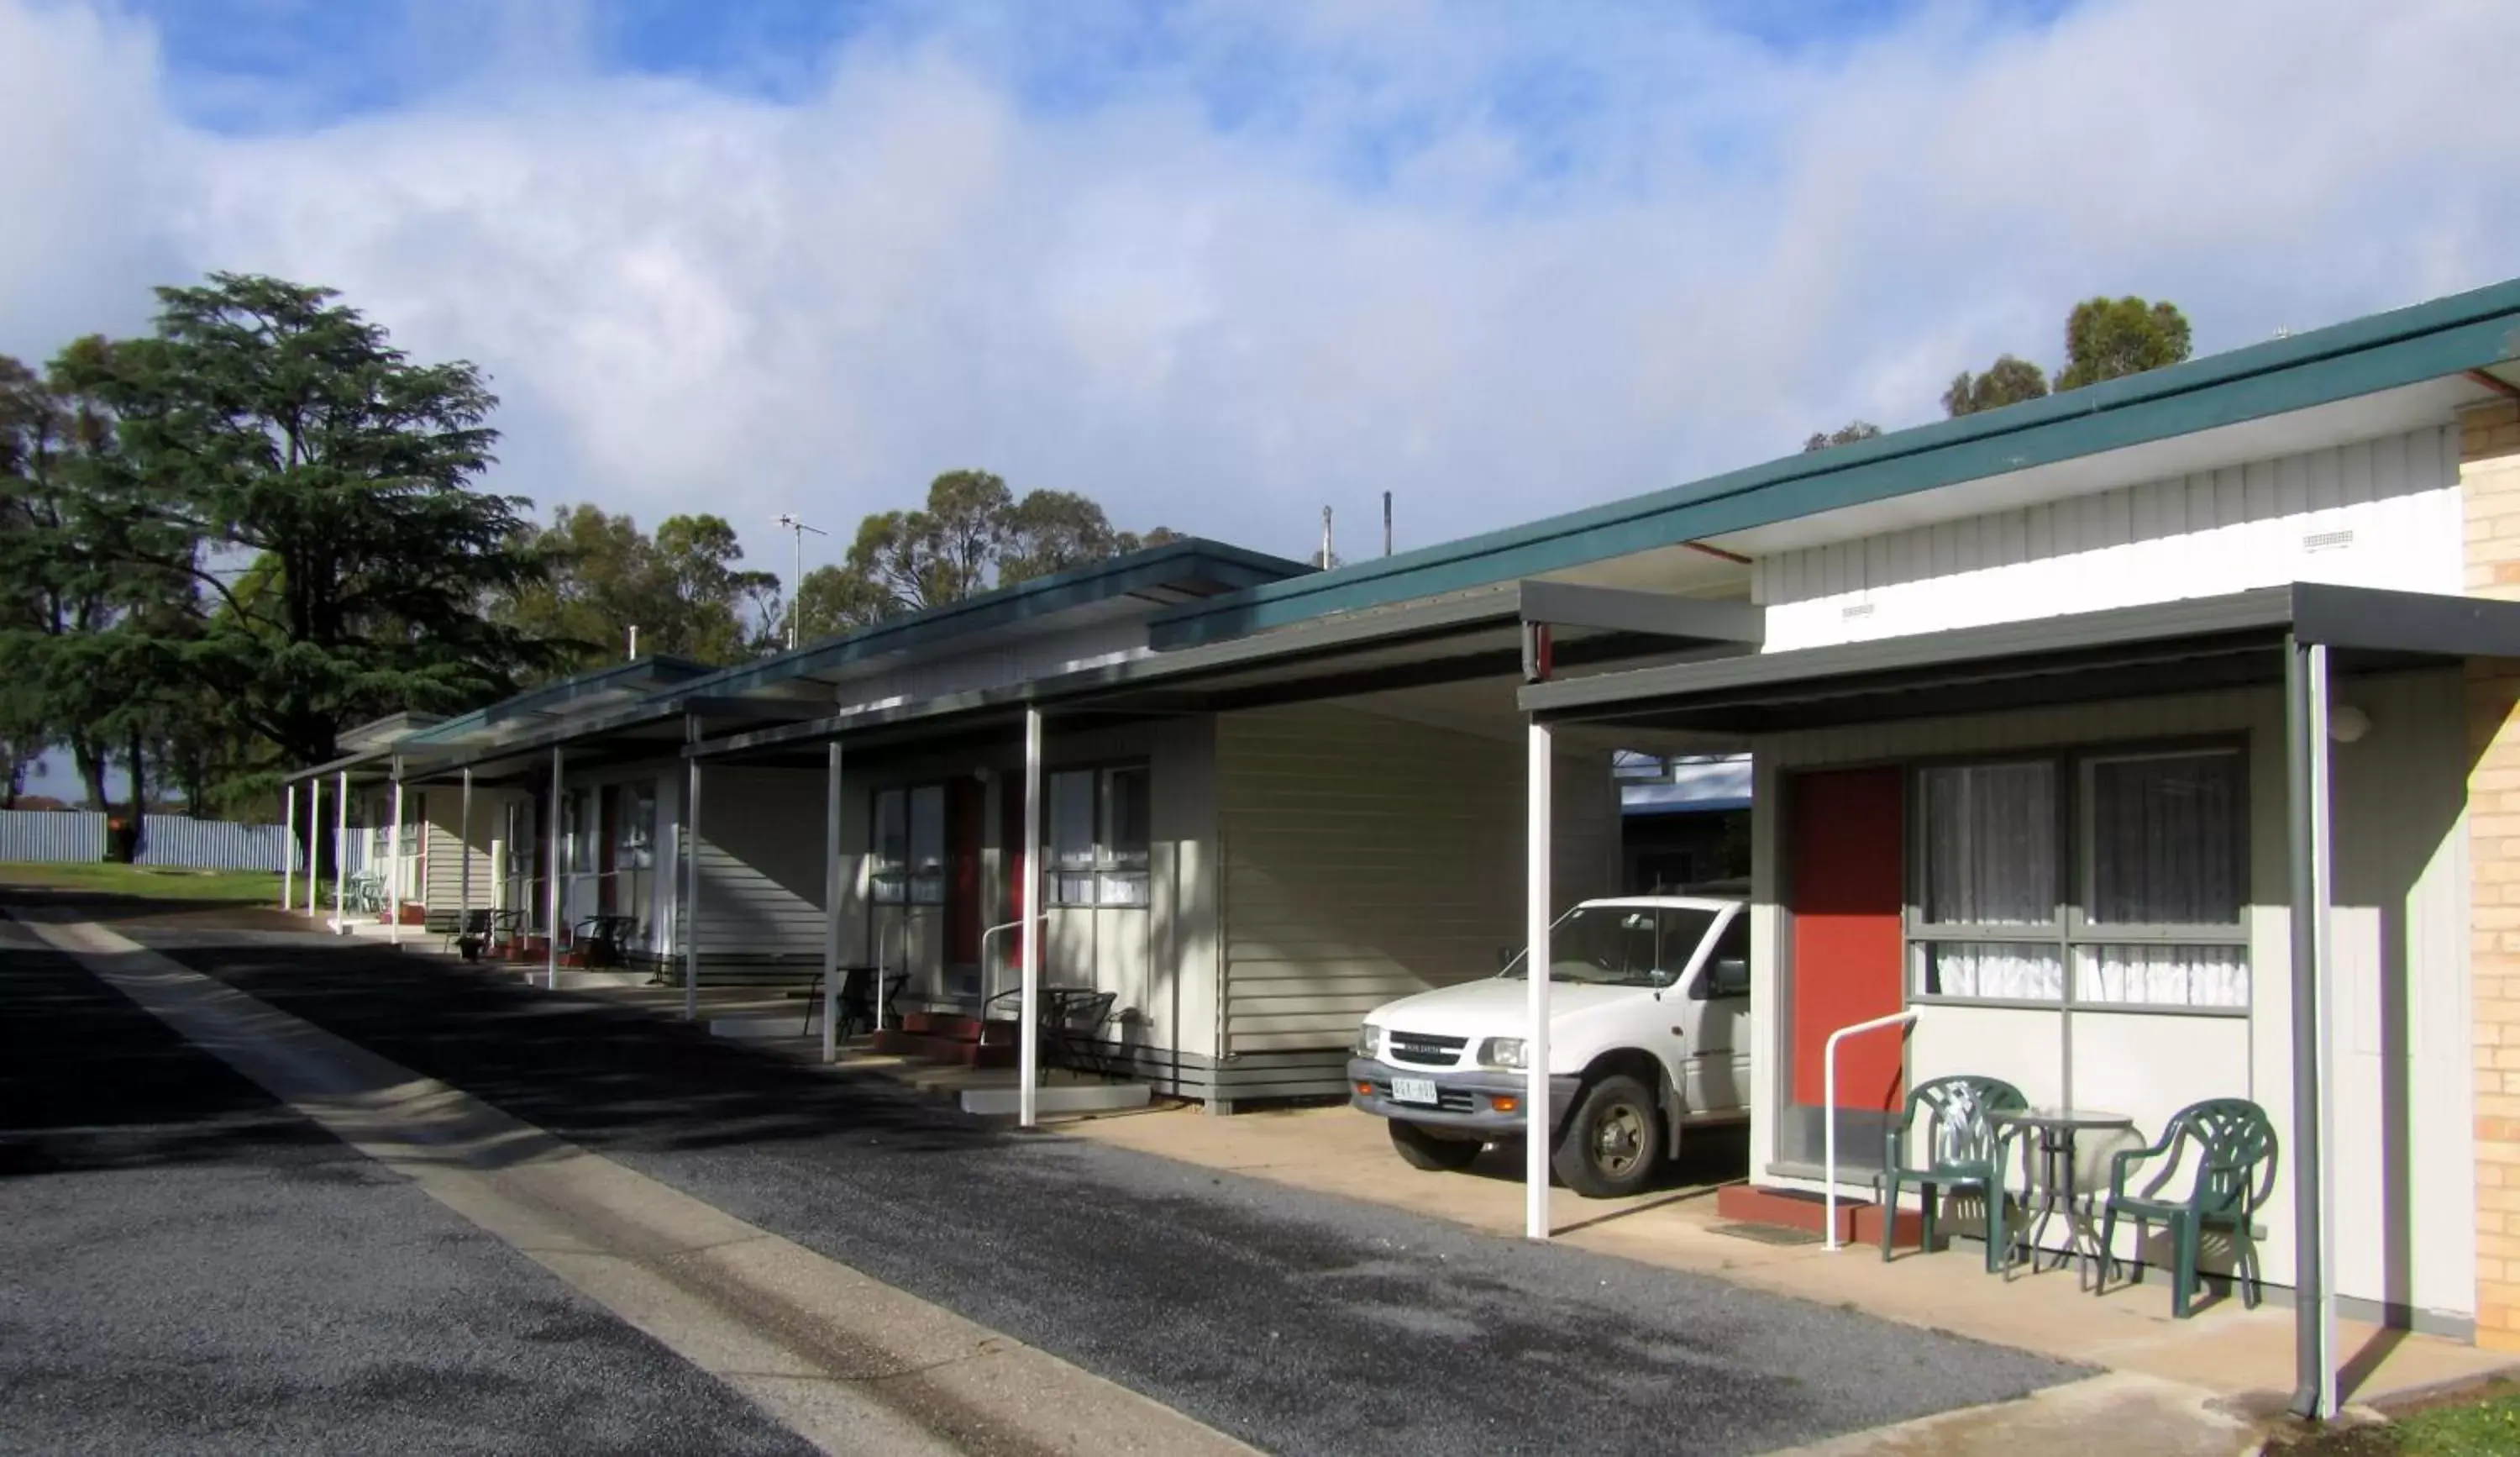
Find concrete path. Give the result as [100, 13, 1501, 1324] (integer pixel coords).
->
[8, 911, 1256, 1457]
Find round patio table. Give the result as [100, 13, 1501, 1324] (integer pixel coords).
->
[1987, 1107, 2134, 1286]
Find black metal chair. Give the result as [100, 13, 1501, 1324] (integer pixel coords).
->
[486, 907, 527, 959]
[982, 986, 1120, 1076]
[447, 908, 494, 961]
[800, 966, 909, 1039]
[572, 914, 638, 969]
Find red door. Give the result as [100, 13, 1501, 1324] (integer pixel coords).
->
[1000, 776, 1029, 974]
[946, 777, 985, 966]
[1788, 767, 1906, 1114]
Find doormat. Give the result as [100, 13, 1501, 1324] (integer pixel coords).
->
[1708, 1222, 1824, 1246]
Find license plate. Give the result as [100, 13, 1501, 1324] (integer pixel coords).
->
[1389, 1076, 1439, 1106]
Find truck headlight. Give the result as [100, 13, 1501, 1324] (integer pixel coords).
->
[1478, 1036, 1526, 1070]
[1353, 1023, 1381, 1058]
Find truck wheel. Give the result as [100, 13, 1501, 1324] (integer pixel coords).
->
[1551, 1074, 1663, 1197]
[1389, 1119, 1483, 1172]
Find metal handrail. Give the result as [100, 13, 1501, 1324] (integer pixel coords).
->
[1823, 1008, 1919, 1252]
[979, 915, 1050, 1008]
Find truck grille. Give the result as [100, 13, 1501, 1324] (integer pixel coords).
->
[1387, 1031, 1468, 1067]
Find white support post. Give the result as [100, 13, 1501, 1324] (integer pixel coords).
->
[281, 781, 297, 910]
[1525, 721, 1553, 1241]
[2310, 644, 2338, 1424]
[387, 770, 405, 946]
[2286, 638, 2339, 1420]
[684, 755, 702, 1022]
[1020, 707, 1043, 1129]
[332, 770, 349, 934]
[459, 768, 474, 928]
[547, 747, 564, 991]
[305, 776, 321, 916]
[822, 739, 843, 1065]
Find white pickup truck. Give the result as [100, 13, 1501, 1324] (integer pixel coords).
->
[1347, 894, 1751, 1197]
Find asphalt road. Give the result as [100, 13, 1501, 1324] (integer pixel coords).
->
[0, 927, 817, 1457]
[128, 928, 2089, 1457]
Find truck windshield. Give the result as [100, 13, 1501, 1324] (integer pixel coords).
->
[1500, 906, 1719, 987]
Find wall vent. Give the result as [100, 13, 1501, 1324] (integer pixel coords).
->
[1840, 602, 1877, 620]
[2302, 529, 2355, 553]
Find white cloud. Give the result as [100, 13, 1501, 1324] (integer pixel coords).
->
[3, 0, 2518, 572]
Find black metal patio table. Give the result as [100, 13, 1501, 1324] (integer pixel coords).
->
[1987, 1107, 2135, 1287]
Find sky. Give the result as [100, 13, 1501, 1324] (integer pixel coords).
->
[4, 0, 2518, 581]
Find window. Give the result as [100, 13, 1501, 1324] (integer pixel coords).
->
[617, 782, 657, 871]
[1703, 911, 1751, 997]
[2077, 751, 2247, 1009]
[869, 786, 946, 905]
[1047, 764, 1152, 907]
[1502, 904, 1717, 987]
[506, 800, 537, 876]
[870, 786, 947, 905]
[1908, 747, 2248, 1012]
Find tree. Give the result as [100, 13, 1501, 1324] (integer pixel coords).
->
[0, 349, 129, 810]
[496, 505, 784, 675]
[791, 473, 1179, 643]
[1802, 420, 1882, 453]
[654, 513, 782, 661]
[1942, 354, 2050, 418]
[24, 273, 560, 805]
[2056, 296, 2192, 391]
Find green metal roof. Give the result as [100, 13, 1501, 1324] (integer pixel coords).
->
[676, 536, 1309, 702]
[392, 654, 717, 751]
[1151, 275, 2520, 650]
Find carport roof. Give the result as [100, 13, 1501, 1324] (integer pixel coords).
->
[353, 537, 1317, 779]
[1516, 583, 2520, 734]
[1148, 276, 2520, 650]
[696, 578, 1766, 764]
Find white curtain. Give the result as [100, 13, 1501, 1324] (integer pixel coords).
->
[2081, 752, 2249, 1009]
[2079, 944, 2249, 1008]
[1920, 763, 2056, 925]
[2088, 753, 2244, 926]
[1920, 942, 2064, 1000]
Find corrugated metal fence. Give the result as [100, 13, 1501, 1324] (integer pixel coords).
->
[0, 810, 302, 872]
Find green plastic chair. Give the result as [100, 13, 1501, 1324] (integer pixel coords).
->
[1881, 1075, 2027, 1270]
[2097, 1097, 2277, 1318]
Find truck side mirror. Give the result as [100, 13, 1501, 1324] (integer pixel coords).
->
[1700, 957, 1751, 999]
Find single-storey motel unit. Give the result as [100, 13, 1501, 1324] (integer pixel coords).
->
[286, 276, 2520, 1408]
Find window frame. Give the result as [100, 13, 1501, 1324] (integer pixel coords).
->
[869, 784, 948, 907]
[1046, 760, 1153, 909]
[1903, 737, 2250, 1018]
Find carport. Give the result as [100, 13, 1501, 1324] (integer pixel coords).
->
[1517, 581, 2520, 1419]
[695, 578, 1765, 1123]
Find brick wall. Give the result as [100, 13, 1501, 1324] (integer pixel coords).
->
[2465, 397, 2520, 1349]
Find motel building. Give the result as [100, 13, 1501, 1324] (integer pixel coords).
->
[285, 276, 2520, 1416]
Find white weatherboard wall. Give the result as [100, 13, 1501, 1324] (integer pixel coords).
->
[420, 787, 508, 916]
[1756, 426, 2460, 650]
[690, 767, 825, 960]
[1215, 702, 1619, 1065]
[1748, 673, 2473, 1328]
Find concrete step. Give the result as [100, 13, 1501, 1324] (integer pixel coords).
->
[871, 1028, 1015, 1067]
[1715, 1182, 1920, 1247]
[958, 1081, 1151, 1117]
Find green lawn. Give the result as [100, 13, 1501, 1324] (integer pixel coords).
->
[2389, 1390, 2520, 1455]
[0, 861, 292, 904]
[2277, 1382, 2520, 1456]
